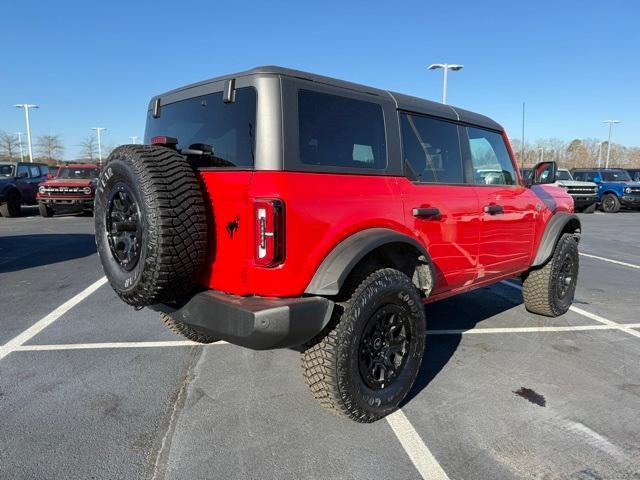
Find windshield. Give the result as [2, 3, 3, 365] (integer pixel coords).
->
[57, 167, 100, 179]
[0, 164, 15, 177]
[557, 170, 572, 181]
[144, 87, 256, 168]
[602, 170, 631, 182]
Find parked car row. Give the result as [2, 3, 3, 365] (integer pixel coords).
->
[521, 167, 640, 213]
[0, 162, 100, 217]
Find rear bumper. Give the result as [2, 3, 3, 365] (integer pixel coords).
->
[151, 290, 334, 350]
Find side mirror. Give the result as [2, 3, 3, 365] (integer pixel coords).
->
[528, 161, 557, 186]
[593, 176, 601, 183]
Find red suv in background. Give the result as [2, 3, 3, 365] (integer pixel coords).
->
[37, 163, 100, 217]
[95, 67, 580, 422]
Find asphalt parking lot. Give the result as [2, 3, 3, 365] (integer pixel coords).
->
[1, 208, 639, 480]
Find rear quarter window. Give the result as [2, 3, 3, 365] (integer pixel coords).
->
[297, 90, 387, 170]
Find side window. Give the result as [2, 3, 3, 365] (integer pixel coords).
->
[400, 113, 463, 183]
[298, 90, 386, 169]
[29, 166, 40, 177]
[17, 165, 29, 178]
[467, 127, 517, 186]
[581, 171, 595, 181]
[39, 165, 49, 177]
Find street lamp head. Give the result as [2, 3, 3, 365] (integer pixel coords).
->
[603, 120, 621, 124]
[448, 64, 464, 71]
[427, 64, 444, 70]
[14, 104, 38, 109]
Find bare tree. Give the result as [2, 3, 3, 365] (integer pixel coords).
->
[0, 130, 18, 161]
[36, 134, 65, 165]
[78, 136, 97, 162]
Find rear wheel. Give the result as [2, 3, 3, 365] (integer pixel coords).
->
[94, 145, 208, 307]
[301, 268, 426, 422]
[522, 233, 579, 317]
[600, 193, 620, 213]
[39, 204, 54, 217]
[0, 191, 21, 217]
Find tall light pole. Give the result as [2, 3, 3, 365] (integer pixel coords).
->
[92, 127, 106, 166]
[14, 104, 38, 163]
[14, 132, 25, 162]
[603, 120, 621, 168]
[427, 63, 464, 104]
[129, 135, 138, 144]
[597, 141, 603, 168]
[539, 147, 544, 162]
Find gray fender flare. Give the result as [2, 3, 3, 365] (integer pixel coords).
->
[531, 212, 581, 267]
[304, 228, 431, 296]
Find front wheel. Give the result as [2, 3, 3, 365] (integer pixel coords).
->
[301, 268, 426, 423]
[39, 204, 54, 217]
[600, 193, 620, 213]
[522, 233, 579, 317]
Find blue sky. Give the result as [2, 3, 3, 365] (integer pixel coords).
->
[1, 0, 638, 159]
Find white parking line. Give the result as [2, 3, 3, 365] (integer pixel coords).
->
[502, 281, 640, 339]
[0, 276, 108, 360]
[386, 409, 450, 480]
[579, 252, 640, 270]
[428, 324, 640, 335]
[15, 340, 228, 351]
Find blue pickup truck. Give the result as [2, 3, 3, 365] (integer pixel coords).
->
[571, 168, 640, 213]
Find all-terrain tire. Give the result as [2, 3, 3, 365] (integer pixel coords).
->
[301, 268, 426, 423]
[600, 193, 620, 213]
[39, 204, 54, 217]
[581, 203, 596, 214]
[522, 233, 579, 317]
[0, 191, 21, 217]
[161, 313, 219, 344]
[94, 145, 208, 307]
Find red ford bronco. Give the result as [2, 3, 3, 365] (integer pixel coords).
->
[37, 163, 100, 217]
[95, 66, 580, 422]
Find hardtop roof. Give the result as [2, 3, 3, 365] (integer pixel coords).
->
[156, 65, 502, 131]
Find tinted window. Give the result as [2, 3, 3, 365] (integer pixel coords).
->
[0, 164, 15, 177]
[145, 87, 256, 168]
[17, 165, 29, 178]
[557, 170, 572, 181]
[58, 167, 100, 179]
[467, 127, 516, 185]
[400, 113, 463, 183]
[573, 171, 595, 181]
[602, 170, 631, 182]
[29, 166, 40, 177]
[298, 90, 386, 169]
[40, 165, 49, 176]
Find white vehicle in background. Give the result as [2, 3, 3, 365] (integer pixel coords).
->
[521, 167, 598, 213]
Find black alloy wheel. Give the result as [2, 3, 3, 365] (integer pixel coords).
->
[107, 184, 142, 272]
[358, 305, 411, 390]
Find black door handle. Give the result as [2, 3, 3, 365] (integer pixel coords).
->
[412, 207, 441, 219]
[483, 204, 504, 215]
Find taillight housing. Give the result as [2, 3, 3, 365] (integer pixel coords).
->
[254, 199, 285, 267]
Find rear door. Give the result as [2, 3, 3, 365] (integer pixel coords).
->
[463, 126, 537, 279]
[397, 112, 480, 294]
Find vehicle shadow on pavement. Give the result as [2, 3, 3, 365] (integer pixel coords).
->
[0, 234, 96, 274]
[401, 286, 522, 407]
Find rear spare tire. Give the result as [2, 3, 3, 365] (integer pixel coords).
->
[95, 145, 208, 307]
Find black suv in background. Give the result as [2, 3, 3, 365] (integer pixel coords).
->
[0, 162, 49, 217]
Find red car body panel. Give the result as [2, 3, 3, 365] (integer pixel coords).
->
[195, 163, 573, 301]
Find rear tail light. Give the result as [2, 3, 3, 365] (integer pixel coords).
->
[254, 199, 285, 267]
